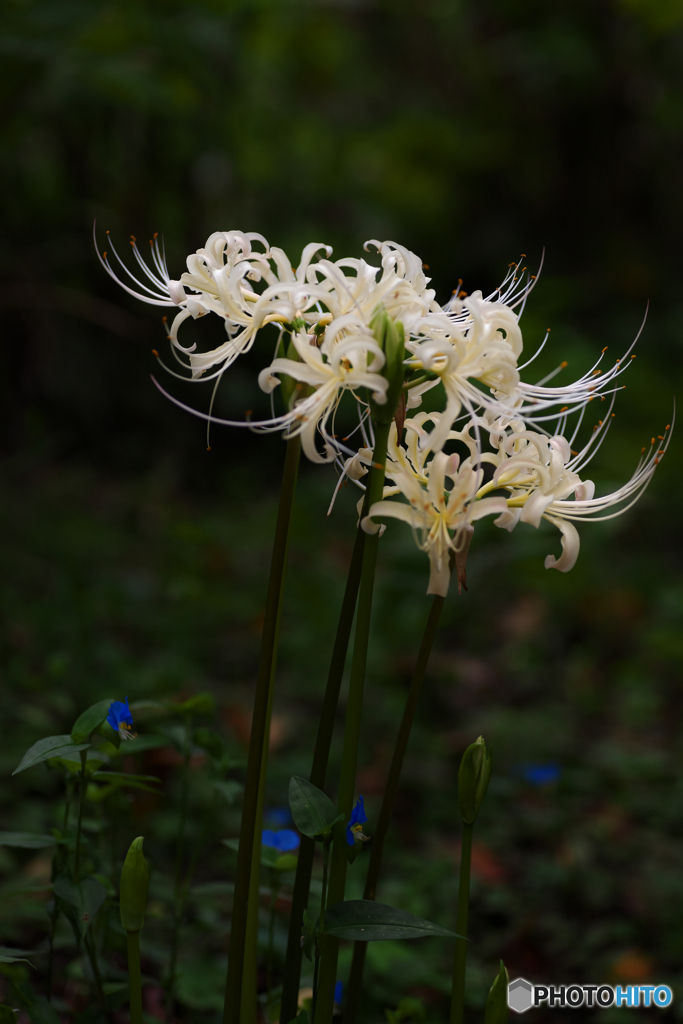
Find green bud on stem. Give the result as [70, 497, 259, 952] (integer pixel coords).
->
[120, 836, 149, 933]
[368, 305, 405, 424]
[484, 960, 510, 1024]
[458, 736, 493, 825]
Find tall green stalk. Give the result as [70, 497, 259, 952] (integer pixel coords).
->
[74, 749, 88, 883]
[450, 822, 473, 1024]
[344, 592, 447, 1023]
[223, 435, 301, 1024]
[127, 931, 143, 1024]
[313, 418, 392, 1024]
[279, 525, 366, 1024]
[166, 715, 193, 1021]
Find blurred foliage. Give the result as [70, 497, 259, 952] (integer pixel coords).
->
[1, 0, 683, 1021]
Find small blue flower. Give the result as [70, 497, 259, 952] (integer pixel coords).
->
[262, 828, 300, 853]
[346, 795, 369, 846]
[265, 806, 292, 828]
[520, 762, 561, 786]
[334, 980, 344, 1007]
[106, 698, 135, 741]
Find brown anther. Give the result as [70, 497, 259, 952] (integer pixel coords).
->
[207, 446, 212, 451]
[588, 397, 594, 401]
[592, 370, 601, 376]
[422, 263, 430, 269]
[560, 406, 568, 412]
[658, 435, 664, 440]
[658, 450, 665, 455]
[641, 447, 646, 453]
[151, 349, 159, 357]
[666, 424, 671, 430]
[162, 316, 168, 323]
[571, 450, 579, 456]
[246, 409, 253, 417]
[598, 420, 603, 426]
[154, 232, 158, 239]
[458, 290, 468, 298]
[655, 457, 660, 464]
[602, 346, 608, 353]
[631, 354, 636, 359]
[106, 229, 110, 235]
[560, 361, 568, 369]
[102, 251, 107, 259]
[651, 437, 655, 444]
[601, 396, 606, 401]
[130, 235, 136, 241]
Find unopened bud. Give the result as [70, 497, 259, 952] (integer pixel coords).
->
[369, 305, 405, 424]
[458, 736, 493, 825]
[120, 837, 149, 933]
[484, 960, 509, 1024]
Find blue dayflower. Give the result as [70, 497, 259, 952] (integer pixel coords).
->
[265, 806, 292, 828]
[106, 697, 135, 741]
[334, 980, 344, 1007]
[262, 828, 300, 853]
[520, 762, 561, 786]
[346, 795, 369, 846]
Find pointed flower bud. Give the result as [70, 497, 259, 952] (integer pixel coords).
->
[458, 736, 493, 825]
[484, 960, 510, 1024]
[368, 305, 405, 424]
[120, 837, 149, 933]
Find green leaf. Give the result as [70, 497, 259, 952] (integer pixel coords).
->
[213, 780, 244, 806]
[484, 960, 509, 1024]
[288, 777, 341, 838]
[87, 771, 161, 800]
[47, 753, 108, 776]
[54, 877, 107, 937]
[13, 736, 90, 776]
[9, 983, 61, 1024]
[222, 838, 240, 853]
[71, 700, 113, 745]
[0, 1006, 19, 1024]
[0, 833, 55, 849]
[0, 956, 32, 967]
[109, 734, 168, 755]
[274, 854, 298, 873]
[171, 693, 215, 716]
[322, 900, 461, 941]
[193, 727, 223, 760]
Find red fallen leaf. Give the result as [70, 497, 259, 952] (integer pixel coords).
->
[609, 950, 655, 983]
[446, 839, 507, 884]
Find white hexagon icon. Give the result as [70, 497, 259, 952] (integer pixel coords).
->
[508, 978, 534, 1014]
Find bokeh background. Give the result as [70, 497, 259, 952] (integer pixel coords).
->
[2, 0, 683, 1021]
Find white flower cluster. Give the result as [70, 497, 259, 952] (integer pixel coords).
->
[98, 227, 671, 595]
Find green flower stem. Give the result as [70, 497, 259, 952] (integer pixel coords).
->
[166, 715, 193, 1020]
[279, 525, 366, 1024]
[345, 592, 446, 1023]
[223, 435, 301, 1024]
[74, 748, 88, 883]
[313, 419, 391, 1024]
[266, 876, 279, 1001]
[47, 778, 73, 1000]
[126, 931, 143, 1024]
[312, 838, 331, 1021]
[450, 821, 473, 1024]
[242, 526, 291, 1024]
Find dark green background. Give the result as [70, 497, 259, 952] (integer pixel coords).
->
[1, 1, 682, 1021]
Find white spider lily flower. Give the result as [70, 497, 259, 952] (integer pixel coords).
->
[257, 319, 389, 463]
[406, 291, 524, 451]
[362, 418, 507, 596]
[484, 419, 672, 572]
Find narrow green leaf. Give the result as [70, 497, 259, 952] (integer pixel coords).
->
[109, 734, 168, 755]
[47, 753, 108, 776]
[0, 833, 55, 849]
[54, 877, 107, 937]
[222, 838, 240, 852]
[484, 960, 509, 1024]
[288, 776, 340, 838]
[13, 736, 90, 776]
[322, 900, 461, 941]
[0, 956, 32, 966]
[0, 1006, 19, 1024]
[71, 700, 113, 745]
